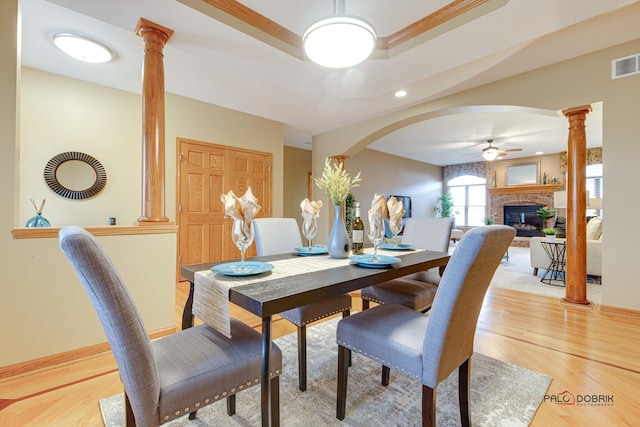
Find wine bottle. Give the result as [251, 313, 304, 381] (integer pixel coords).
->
[351, 202, 364, 255]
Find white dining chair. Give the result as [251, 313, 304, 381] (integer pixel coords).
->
[360, 217, 453, 312]
[252, 217, 352, 392]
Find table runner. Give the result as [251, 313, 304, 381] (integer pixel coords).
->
[193, 248, 418, 337]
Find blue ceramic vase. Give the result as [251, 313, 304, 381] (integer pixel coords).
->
[328, 204, 350, 259]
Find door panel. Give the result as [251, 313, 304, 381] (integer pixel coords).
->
[177, 139, 272, 280]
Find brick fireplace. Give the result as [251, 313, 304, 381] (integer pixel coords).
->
[487, 184, 561, 244]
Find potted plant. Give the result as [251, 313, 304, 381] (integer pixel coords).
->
[484, 217, 494, 225]
[435, 193, 456, 218]
[542, 227, 557, 242]
[345, 193, 355, 234]
[536, 206, 556, 230]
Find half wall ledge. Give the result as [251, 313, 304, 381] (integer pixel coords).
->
[12, 225, 178, 239]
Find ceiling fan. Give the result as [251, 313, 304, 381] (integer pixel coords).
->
[479, 139, 523, 161]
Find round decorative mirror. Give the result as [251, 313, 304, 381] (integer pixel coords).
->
[44, 152, 107, 200]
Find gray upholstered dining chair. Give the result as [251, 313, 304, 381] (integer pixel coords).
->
[253, 217, 352, 391]
[336, 225, 515, 426]
[59, 226, 282, 427]
[360, 217, 453, 312]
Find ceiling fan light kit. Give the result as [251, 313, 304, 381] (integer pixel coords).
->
[479, 139, 523, 161]
[482, 146, 500, 161]
[302, 0, 376, 68]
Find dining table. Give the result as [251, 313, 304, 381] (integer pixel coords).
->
[180, 247, 450, 427]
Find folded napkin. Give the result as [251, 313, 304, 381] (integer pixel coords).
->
[300, 198, 323, 220]
[368, 193, 387, 240]
[221, 187, 261, 241]
[387, 196, 405, 234]
[301, 198, 322, 238]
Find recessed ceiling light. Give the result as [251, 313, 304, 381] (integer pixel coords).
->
[53, 33, 113, 63]
[536, 151, 544, 155]
[394, 90, 407, 98]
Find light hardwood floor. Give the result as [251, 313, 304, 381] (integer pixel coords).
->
[1, 282, 639, 426]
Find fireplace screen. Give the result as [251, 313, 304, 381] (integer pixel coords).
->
[503, 204, 543, 237]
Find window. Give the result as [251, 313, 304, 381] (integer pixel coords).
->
[586, 163, 603, 217]
[448, 175, 486, 226]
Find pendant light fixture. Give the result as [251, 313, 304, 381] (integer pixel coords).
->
[302, 0, 376, 68]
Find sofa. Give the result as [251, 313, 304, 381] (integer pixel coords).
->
[530, 217, 602, 277]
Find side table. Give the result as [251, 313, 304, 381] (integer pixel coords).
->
[540, 240, 566, 286]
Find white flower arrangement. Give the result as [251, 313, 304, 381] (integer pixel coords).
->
[315, 158, 362, 206]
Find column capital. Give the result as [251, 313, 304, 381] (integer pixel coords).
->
[562, 105, 592, 118]
[330, 155, 350, 166]
[135, 18, 174, 43]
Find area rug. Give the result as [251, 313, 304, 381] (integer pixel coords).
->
[100, 318, 551, 427]
[487, 245, 602, 304]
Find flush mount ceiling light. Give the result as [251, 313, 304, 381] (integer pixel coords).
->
[53, 33, 113, 63]
[302, 0, 376, 68]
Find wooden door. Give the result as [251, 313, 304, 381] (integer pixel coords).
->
[177, 138, 272, 280]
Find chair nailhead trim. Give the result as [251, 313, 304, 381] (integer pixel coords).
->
[281, 305, 351, 326]
[337, 341, 418, 381]
[362, 296, 431, 312]
[161, 370, 281, 422]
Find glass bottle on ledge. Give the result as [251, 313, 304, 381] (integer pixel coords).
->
[26, 213, 51, 228]
[351, 202, 364, 255]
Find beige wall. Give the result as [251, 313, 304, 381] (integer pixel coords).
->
[19, 68, 142, 226]
[346, 149, 442, 219]
[489, 153, 562, 189]
[19, 68, 285, 226]
[313, 39, 640, 311]
[2, 62, 285, 365]
[165, 93, 285, 219]
[283, 146, 312, 229]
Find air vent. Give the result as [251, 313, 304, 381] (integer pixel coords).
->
[612, 53, 640, 79]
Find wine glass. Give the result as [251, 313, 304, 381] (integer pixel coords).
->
[389, 219, 402, 247]
[302, 217, 318, 251]
[231, 218, 254, 273]
[367, 220, 384, 262]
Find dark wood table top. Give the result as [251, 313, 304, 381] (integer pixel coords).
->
[181, 250, 450, 318]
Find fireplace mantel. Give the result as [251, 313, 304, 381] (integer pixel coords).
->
[488, 184, 560, 196]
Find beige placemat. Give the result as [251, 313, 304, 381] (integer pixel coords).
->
[193, 247, 418, 337]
